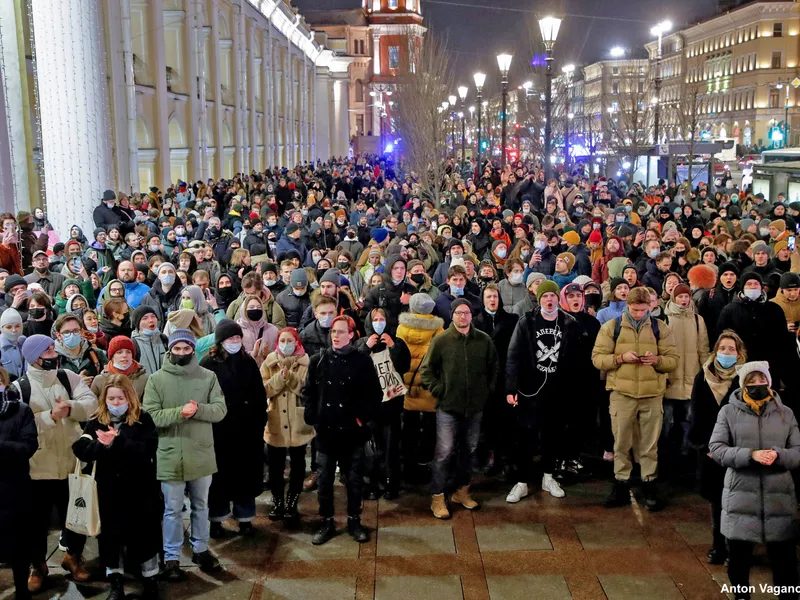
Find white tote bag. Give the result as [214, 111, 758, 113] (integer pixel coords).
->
[66, 461, 101, 537]
[371, 348, 408, 402]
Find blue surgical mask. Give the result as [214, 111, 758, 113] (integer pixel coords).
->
[278, 341, 295, 356]
[372, 320, 386, 335]
[142, 327, 158, 337]
[615, 215, 625, 223]
[743, 288, 761, 300]
[450, 285, 464, 297]
[106, 402, 129, 418]
[485, 309, 496, 315]
[112, 359, 131, 371]
[716, 353, 737, 369]
[223, 341, 242, 354]
[496, 248, 507, 258]
[318, 314, 334, 328]
[62, 332, 81, 349]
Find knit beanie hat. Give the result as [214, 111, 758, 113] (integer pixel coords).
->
[168, 328, 196, 350]
[718, 261, 740, 277]
[750, 241, 771, 257]
[562, 230, 580, 246]
[132, 305, 158, 330]
[536, 279, 560, 302]
[371, 227, 389, 244]
[737, 361, 772, 388]
[609, 277, 628, 297]
[607, 256, 630, 280]
[450, 298, 472, 316]
[780, 272, 800, 289]
[409, 292, 435, 315]
[588, 229, 603, 244]
[108, 336, 135, 359]
[672, 283, 691, 299]
[4, 274, 25, 293]
[573, 275, 594, 287]
[740, 271, 764, 288]
[772, 219, 787, 233]
[740, 218, 755, 232]
[215, 319, 244, 344]
[556, 252, 576, 272]
[290, 268, 308, 288]
[319, 268, 341, 286]
[774, 240, 789, 255]
[22, 334, 54, 364]
[0, 308, 22, 327]
[526, 272, 547, 288]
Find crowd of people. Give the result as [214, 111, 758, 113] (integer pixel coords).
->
[2, 155, 800, 600]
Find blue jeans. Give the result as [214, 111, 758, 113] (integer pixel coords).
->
[209, 498, 256, 523]
[161, 476, 212, 562]
[431, 410, 482, 495]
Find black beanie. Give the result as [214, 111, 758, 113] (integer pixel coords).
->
[609, 277, 628, 296]
[132, 305, 158, 330]
[718, 261, 740, 278]
[740, 271, 763, 288]
[450, 298, 472, 316]
[215, 319, 243, 344]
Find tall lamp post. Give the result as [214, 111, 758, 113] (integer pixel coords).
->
[562, 64, 575, 173]
[448, 94, 457, 159]
[440, 101, 450, 158]
[539, 16, 562, 180]
[651, 20, 671, 148]
[468, 105, 476, 165]
[497, 53, 513, 166]
[458, 85, 468, 167]
[473, 72, 486, 165]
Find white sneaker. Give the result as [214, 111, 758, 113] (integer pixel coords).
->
[542, 474, 565, 498]
[506, 482, 529, 503]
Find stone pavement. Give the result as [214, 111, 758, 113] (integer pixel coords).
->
[0, 476, 789, 600]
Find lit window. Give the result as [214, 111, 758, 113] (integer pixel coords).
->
[388, 46, 400, 69]
[388, 0, 398, 8]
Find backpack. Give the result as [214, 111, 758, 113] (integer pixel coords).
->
[612, 316, 661, 344]
[15, 369, 73, 405]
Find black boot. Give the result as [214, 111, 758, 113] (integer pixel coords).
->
[706, 546, 727, 565]
[106, 574, 125, 600]
[347, 516, 369, 543]
[238, 522, 255, 536]
[641, 480, 664, 512]
[210, 521, 226, 539]
[383, 481, 399, 500]
[363, 486, 379, 501]
[269, 497, 285, 521]
[603, 480, 631, 508]
[284, 493, 300, 520]
[312, 517, 336, 546]
[141, 578, 159, 600]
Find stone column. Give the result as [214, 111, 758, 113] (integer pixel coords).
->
[30, 0, 113, 233]
[314, 67, 331, 161]
[149, 0, 171, 188]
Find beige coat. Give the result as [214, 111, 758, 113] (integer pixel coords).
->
[592, 312, 680, 399]
[260, 351, 314, 447]
[15, 367, 98, 480]
[91, 365, 149, 400]
[662, 301, 710, 400]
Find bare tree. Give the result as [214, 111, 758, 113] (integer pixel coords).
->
[668, 83, 705, 184]
[392, 30, 455, 202]
[605, 69, 654, 182]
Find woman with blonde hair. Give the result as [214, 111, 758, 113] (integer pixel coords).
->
[73, 375, 161, 600]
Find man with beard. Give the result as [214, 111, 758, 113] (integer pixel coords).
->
[25, 250, 65, 297]
[112, 260, 150, 309]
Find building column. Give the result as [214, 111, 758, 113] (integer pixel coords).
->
[30, 0, 113, 233]
[209, 0, 224, 179]
[286, 43, 294, 166]
[248, 21, 257, 172]
[261, 31, 271, 168]
[309, 61, 317, 161]
[186, 0, 200, 180]
[372, 90, 382, 140]
[332, 74, 350, 158]
[148, 0, 170, 188]
[314, 67, 331, 161]
[232, 0, 244, 173]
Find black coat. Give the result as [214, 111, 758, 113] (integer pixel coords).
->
[301, 320, 332, 358]
[361, 278, 416, 335]
[0, 402, 37, 561]
[72, 414, 161, 566]
[200, 351, 268, 500]
[302, 345, 383, 453]
[641, 260, 666, 294]
[689, 370, 740, 501]
[276, 288, 312, 329]
[696, 284, 737, 343]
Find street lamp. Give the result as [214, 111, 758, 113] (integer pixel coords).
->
[458, 85, 468, 167]
[497, 53, 513, 166]
[473, 72, 486, 165]
[651, 19, 672, 147]
[539, 16, 562, 179]
[448, 94, 457, 159]
[610, 46, 626, 58]
[562, 64, 575, 173]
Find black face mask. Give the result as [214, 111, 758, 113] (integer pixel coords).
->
[169, 352, 193, 366]
[29, 307, 46, 319]
[39, 357, 58, 370]
[217, 287, 236, 299]
[246, 308, 264, 321]
[746, 384, 770, 401]
[410, 273, 426, 285]
[584, 294, 602, 310]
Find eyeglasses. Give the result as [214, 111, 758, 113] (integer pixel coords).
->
[453, 311, 472, 317]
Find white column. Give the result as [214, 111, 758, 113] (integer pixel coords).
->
[372, 90, 382, 137]
[232, 1, 244, 173]
[372, 32, 380, 75]
[30, 0, 113, 234]
[314, 67, 331, 161]
[286, 43, 294, 165]
[331, 74, 350, 158]
[209, 0, 224, 178]
[148, 0, 170, 188]
[248, 22, 257, 171]
[261, 32, 271, 168]
[186, 0, 200, 180]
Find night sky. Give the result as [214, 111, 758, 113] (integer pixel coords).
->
[296, 0, 720, 95]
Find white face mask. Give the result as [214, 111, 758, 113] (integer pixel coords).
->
[278, 341, 295, 356]
[223, 341, 242, 354]
[508, 272, 523, 285]
[743, 288, 761, 300]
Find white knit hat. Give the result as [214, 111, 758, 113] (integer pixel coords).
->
[736, 361, 772, 388]
[0, 308, 22, 327]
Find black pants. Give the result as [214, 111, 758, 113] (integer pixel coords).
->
[310, 438, 318, 472]
[480, 392, 511, 463]
[710, 495, 726, 552]
[11, 560, 29, 599]
[402, 410, 436, 470]
[30, 479, 86, 564]
[267, 444, 307, 499]
[513, 401, 560, 481]
[369, 408, 402, 491]
[728, 538, 798, 600]
[317, 444, 364, 518]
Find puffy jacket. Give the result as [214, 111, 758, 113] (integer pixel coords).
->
[497, 279, 528, 311]
[662, 301, 710, 400]
[592, 311, 680, 398]
[396, 312, 444, 412]
[132, 329, 168, 375]
[709, 391, 800, 543]
[596, 300, 626, 325]
[275, 288, 311, 329]
[770, 292, 800, 324]
[142, 355, 227, 481]
[261, 352, 313, 447]
[13, 367, 98, 480]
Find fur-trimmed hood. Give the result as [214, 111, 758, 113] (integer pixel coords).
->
[398, 311, 444, 331]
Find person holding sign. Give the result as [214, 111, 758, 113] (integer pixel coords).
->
[357, 308, 410, 500]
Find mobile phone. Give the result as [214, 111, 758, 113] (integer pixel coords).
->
[789, 236, 796, 252]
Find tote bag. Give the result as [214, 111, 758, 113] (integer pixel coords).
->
[66, 461, 101, 537]
[371, 348, 408, 402]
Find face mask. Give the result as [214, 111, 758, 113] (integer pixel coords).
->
[575, 208, 584, 215]
[86, 325, 98, 333]
[318, 314, 334, 328]
[292, 288, 305, 297]
[175, 228, 185, 236]
[142, 327, 158, 337]
[301, 209, 309, 216]
[541, 306, 559, 317]
[312, 255, 321, 264]
[443, 233, 452, 240]
[346, 234, 356, 240]
[372, 320, 386, 335]
[246, 308, 263, 321]
[615, 216, 625, 223]
[625, 205, 632, 213]
[39, 357, 58, 370]
[521, 250, 530, 259]
[338, 262, 350, 270]
[716, 353, 737, 369]
[181, 299, 195, 310]
[279, 341, 295, 356]
[223, 341, 242, 354]
[746, 384, 770, 401]
[149, 244, 160, 253]
[496, 248, 507, 258]
[159, 273, 176, 287]
[450, 285, 464, 297]
[648, 249, 659, 258]
[62, 332, 81, 349]
[113, 359, 131, 371]
[169, 352, 193, 366]
[743, 288, 761, 300]
[509, 273, 523, 285]
[593, 222, 601, 230]
[534, 241, 546, 251]
[107, 402, 129, 418]
[522, 208, 530, 214]
[105, 201, 116, 209]
[759, 228, 770, 237]
[2, 329, 20, 343]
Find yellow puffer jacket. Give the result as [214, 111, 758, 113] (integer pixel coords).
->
[662, 301, 710, 400]
[396, 312, 445, 412]
[592, 311, 680, 399]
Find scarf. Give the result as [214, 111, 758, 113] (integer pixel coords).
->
[107, 360, 141, 377]
[624, 307, 650, 331]
[702, 355, 737, 405]
[742, 386, 773, 415]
